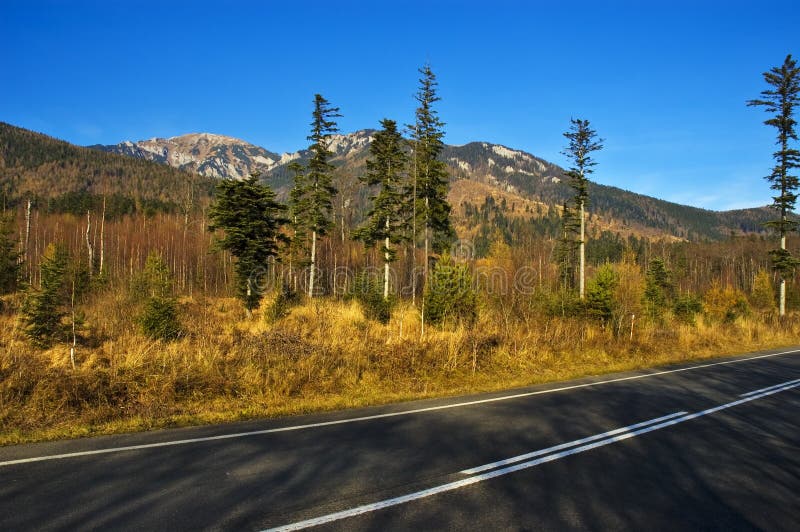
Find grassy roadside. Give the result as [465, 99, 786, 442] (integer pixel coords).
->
[1, 294, 799, 446]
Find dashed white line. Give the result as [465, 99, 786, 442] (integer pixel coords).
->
[1, 348, 797, 468]
[266, 379, 800, 531]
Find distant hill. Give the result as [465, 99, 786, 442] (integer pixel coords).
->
[0, 122, 215, 217]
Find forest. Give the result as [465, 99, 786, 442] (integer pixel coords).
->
[0, 58, 799, 445]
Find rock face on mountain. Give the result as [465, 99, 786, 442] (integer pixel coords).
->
[95, 133, 290, 180]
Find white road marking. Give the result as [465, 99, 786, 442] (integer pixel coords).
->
[740, 378, 800, 397]
[266, 380, 800, 531]
[1, 348, 797, 468]
[460, 411, 688, 475]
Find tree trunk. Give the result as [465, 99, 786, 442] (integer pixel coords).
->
[341, 202, 345, 244]
[579, 200, 585, 299]
[424, 197, 430, 280]
[24, 198, 31, 282]
[99, 196, 105, 274]
[309, 229, 317, 298]
[85, 211, 93, 279]
[411, 134, 418, 305]
[780, 233, 786, 316]
[70, 279, 77, 370]
[420, 295, 425, 339]
[384, 235, 390, 300]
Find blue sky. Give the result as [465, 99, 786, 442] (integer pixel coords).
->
[1, 0, 797, 210]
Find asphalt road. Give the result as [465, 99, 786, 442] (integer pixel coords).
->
[1, 347, 799, 531]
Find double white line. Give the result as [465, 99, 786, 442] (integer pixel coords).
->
[268, 378, 800, 531]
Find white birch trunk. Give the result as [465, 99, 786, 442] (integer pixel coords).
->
[85, 211, 93, 279]
[384, 231, 390, 300]
[780, 233, 786, 316]
[99, 196, 105, 274]
[309, 230, 317, 298]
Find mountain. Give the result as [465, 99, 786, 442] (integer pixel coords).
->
[98, 129, 772, 241]
[0, 122, 215, 217]
[93, 132, 291, 180]
[2, 121, 777, 241]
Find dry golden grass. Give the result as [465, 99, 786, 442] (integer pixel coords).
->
[1, 291, 798, 446]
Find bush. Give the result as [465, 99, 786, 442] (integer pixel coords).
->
[545, 289, 583, 318]
[424, 256, 477, 326]
[673, 293, 703, 325]
[585, 264, 617, 323]
[750, 269, 776, 311]
[349, 272, 392, 324]
[704, 283, 750, 323]
[140, 296, 181, 341]
[266, 283, 302, 323]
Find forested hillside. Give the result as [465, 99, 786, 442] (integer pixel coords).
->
[0, 122, 215, 217]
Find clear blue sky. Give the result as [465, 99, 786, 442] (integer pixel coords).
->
[1, 0, 797, 210]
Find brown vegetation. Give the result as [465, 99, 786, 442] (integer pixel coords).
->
[1, 213, 799, 445]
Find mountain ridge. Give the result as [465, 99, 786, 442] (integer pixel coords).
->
[0, 121, 776, 241]
[93, 128, 774, 241]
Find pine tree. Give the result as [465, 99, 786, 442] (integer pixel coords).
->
[208, 174, 287, 314]
[423, 255, 477, 326]
[747, 54, 800, 316]
[295, 94, 342, 298]
[0, 212, 20, 294]
[354, 119, 411, 299]
[585, 264, 618, 324]
[136, 252, 180, 341]
[409, 65, 454, 271]
[22, 243, 69, 348]
[643, 258, 673, 321]
[562, 118, 603, 300]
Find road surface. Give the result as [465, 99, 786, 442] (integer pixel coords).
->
[1, 347, 799, 531]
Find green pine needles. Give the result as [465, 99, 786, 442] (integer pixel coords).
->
[410, 66, 454, 259]
[135, 253, 181, 341]
[561, 118, 603, 300]
[290, 94, 342, 298]
[208, 173, 287, 314]
[354, 119, 412, 299]
[0, 212, 21, 295]
[22, 243, 70, 348]
[423, 256, 477, 326]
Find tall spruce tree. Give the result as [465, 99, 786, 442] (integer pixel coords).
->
[0, 212, 20, 294]
[287, 160, 309, 290]
[409, 65, 453, 274]
[562, 118, 603, 300]
[354, 119, 411, 299]
[747, 54, 800, 316]
[294, 94, 341, 297]
[208, 174, 287, 315]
